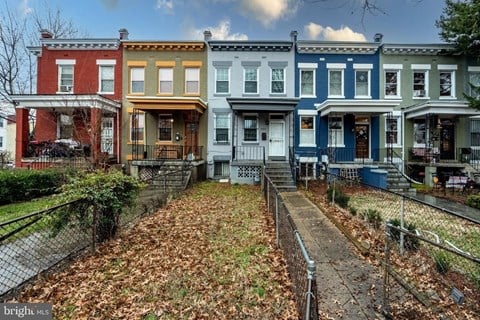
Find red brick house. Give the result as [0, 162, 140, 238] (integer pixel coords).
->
[10, 29, 125, 169]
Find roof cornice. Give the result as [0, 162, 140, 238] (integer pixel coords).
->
[208, 41, 293, 52]
[382, 44, 458, 55]
[297, 41, 379, 54]
[123, 41, 205, 51]
[41, 39, 120, 50]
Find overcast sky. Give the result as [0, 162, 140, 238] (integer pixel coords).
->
[18, 0, 445, 43]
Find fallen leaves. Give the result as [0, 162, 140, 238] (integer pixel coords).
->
[11, 182, 298, 319]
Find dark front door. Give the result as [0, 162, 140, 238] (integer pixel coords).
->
[355, 124, 369, 159]
[440, 119, 454, 160]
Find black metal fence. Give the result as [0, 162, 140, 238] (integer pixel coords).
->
[263, 174, 318, 320]
[322, 173, 480, 319]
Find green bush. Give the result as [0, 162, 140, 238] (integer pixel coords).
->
[54, 170, 144, 242]
[326, 187, 349, 208]
[0, 169, 69, 205]
[389, 218, 420, 251]
[362, 209, 382, 229]
[466, 194, 480, 209]
[349, 206, 357, 216]
[433, 250, 451, 274]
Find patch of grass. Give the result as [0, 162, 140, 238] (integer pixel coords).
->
[0, 195, 64, 223]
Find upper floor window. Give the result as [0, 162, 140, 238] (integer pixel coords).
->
[130, 112, 145, 142]
[58, 65, 73, 93]
[244, 68, 258, 94]
[243, 115, 258, 142]
[355, 70, 370, 98]
[158, 114, 173, 141]
[438, 65, 457, 99]
[271, 68, 285, 94]
[99, 65, 114, 93]
[411, 64, 430, 98]
[471, 119, 480, 147]
[159, 68, 173, 94]
[299, 115, 315, 146]
[185, 67, 200, 94]
[130, 67, 145, 94]
[215, 68, 230, 94]
[329, 70, 343, 97]
[385, 70, 400, 97]
[468, 67, 480, 99]
[328, 116, 344, 147]
[214, 113, 230, 143]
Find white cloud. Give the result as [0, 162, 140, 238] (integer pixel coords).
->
[19, 0, 33, 16]
[156, 0, 174, 14]
[304, 23, 367, 42]
[189, 19, 248, 40]
[240, 0, 299, 27]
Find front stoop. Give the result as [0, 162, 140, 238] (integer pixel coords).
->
[265, 161, 297, 192]
[376, 163, 416, 194]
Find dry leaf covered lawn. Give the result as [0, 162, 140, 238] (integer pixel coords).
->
[13, 182, 298, 319]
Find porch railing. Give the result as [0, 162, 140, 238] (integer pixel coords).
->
[233, 146, 265, 163]
[129, 145, 203, 161]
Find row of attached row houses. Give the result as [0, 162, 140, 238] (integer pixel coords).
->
[9, 29, 480, 186]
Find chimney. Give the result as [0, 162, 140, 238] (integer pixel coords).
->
[203, 30, 212, 41]
[374, 33, 383, 43]
[40, 29, 53, 39]
[290, 30, 298, 43]
[119, 28, 129, 40]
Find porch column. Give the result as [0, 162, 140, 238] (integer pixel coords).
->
[91, 107, 102, 165]
[15, 107, 29, 168]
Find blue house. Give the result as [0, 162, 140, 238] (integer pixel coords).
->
[294, 35, 401, 179]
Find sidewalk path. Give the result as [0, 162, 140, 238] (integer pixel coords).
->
[281, 191, 386, 319]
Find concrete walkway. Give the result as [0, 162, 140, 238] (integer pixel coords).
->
[281, 192, 386, 319]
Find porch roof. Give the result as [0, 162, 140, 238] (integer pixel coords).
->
[315, 99, 401, 117]
[226, 97, 299, 112]
[10, 94, 121, 113]
[127, 96, 207, 114]
[404, 100, 478, 119]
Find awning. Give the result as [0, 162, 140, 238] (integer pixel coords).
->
[226, 97, 299, 112]
[403, 100, 478, 119]
[10, 94, 121, 113]
[127, 96, 207, 114]
[315, 99, 401, 117]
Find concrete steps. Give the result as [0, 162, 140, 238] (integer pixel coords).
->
[376, 163, 416, 194]
[265, 161, 297, 192]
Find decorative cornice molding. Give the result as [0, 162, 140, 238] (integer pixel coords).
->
[208, 41, 293, 52]
[382, 44, 458, 55]
[41, 39, 120, 50]
[123, 42, 205, 51]
[297, 41, 379, 54]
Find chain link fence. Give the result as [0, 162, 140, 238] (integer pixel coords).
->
[263, 174, 318, 320]
[320, 172, 480, 319]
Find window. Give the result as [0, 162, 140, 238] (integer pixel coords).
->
[386, 117, 401, 147]
[413, 119, 426, 146]
[185, 68, 200, 94]
[469, 72, 480, 98]
[215, 68, 230, 94]
[471, 119, 480, 147]
[214, 161, 230, 177]
[244, 68, 258, 94]
[58, 65, 73, 93]
[300, 69, 314, 96]
[413, 70, 428, 98]
[271, 68, 285, 94]
[299, 116, 315, 146]
[158, 115, 173, 141]
[329, 70, 343, 97]
[159, 68, 173, 94]
[328, 116, 344, 147]
[439, 71, 454, 98]
[0, 119, 4, 128]
[130, 67, 144, 94]
[58, 114, 73, 139]
[130, 113, 145, 142]
[214, 113, 230, 143]
[101, 118, 114, 154]
[99, 65, 114, 93]
[355, 70, 370, 97]
[0, 137, 3, 148]
[243, 116, 258, 142]
[385, 71, 400, 97]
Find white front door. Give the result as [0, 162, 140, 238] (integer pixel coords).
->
[101, 117, 114, 154]
[269, 120, 285, 157]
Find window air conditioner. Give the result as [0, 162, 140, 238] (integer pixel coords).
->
[60, 85, 73, 93]
[414, 89, 425, 97]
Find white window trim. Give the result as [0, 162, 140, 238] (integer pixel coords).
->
[158, 67, 174, 94]
[299, 115, 316, 147]
[96, 59, 116, 65]
[215, 67, 230, 94]
[299, 68, 316, 98]
[270, 68, 286, 95]
[385, 116, 402, 148]
[439, 70, 456, 99]
[56, 59, 76, 65]
[130, 67, 145, 94]
[412, 69, 430, 99]
[213, 113, 230, 144]
[97, 65, 115, 94]
[328, 115, 345, 147]
[57, 64, 74, 94]
[328, 69, 345, 98]
[354, 69, 371, 99]
[185, 67, 200, 95]
[384, 69, 402, 99]
[243, 68, 259, 94]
